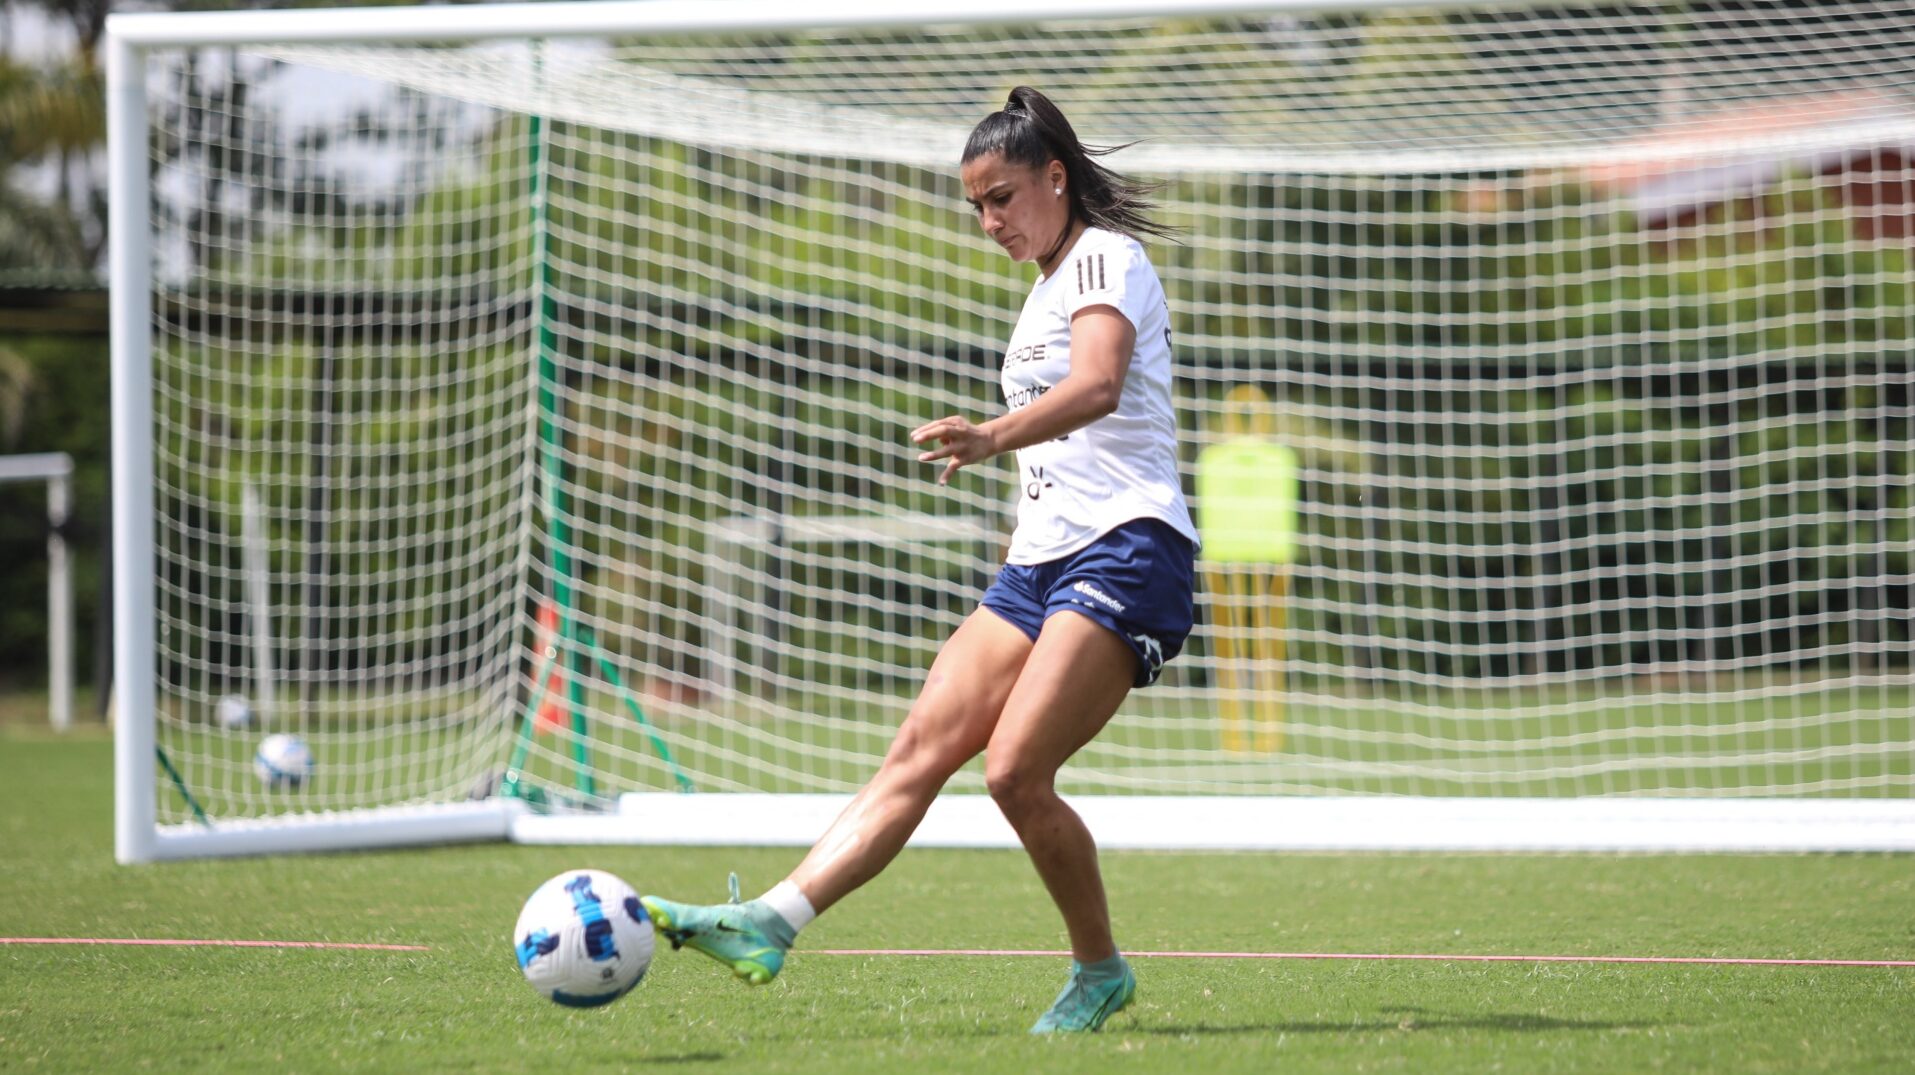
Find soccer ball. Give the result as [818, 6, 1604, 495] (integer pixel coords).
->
[514, 869, 654, 1007]
[253, 733, 313, 789]
[216, 694, 255, 730]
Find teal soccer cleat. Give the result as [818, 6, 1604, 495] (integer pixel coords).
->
[1030, 958, 1137, 1034]
[640, 873, 791, 986]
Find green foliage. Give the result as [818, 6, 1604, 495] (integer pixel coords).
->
[152, 334, 529, 689]
[1159, 167, 1914, 682]
[1252, 372, 1911, 682]
[64, 11, 1915, 695]
[0, 54, 102, 161]
[0, 56, 98, 279]
[1167, 174, 1913, 360]
[540, 130, 1021, 356]
[157, 112, 1915, 692]
[0, 331, 107, 692]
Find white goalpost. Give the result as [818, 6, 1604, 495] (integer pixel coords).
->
[109, 0, 1915, 862]
[0, 452, 75, 732]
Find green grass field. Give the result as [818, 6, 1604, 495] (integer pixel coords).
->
[2, 721, 1912, 1073]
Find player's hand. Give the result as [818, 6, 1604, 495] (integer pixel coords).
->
[911, 416, 997, 485]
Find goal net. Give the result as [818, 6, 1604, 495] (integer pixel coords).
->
[111, 0, 1915, 860]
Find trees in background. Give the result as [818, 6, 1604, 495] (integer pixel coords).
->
[1, 0, 108, 274]
[0, 1, 106, 698]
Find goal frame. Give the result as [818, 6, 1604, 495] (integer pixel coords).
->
[0, 453, 75, 732]
[108, 0, 1915, 862]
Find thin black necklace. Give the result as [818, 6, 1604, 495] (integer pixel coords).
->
[1039, 217, 1079, 277]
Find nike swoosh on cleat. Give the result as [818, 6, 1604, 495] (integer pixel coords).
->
[1091, 981, 1133, 1028]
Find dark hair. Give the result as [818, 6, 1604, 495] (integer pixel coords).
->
[962, 85, 1177, 245]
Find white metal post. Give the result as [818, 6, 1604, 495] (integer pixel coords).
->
[107, 30, 158, 865]
[47, 464, 71, 732]
[241, 485, 276, 723]
[0, 452, 75, 731]
[104, 0, 1525, 47]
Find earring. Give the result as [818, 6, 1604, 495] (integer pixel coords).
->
[1054, 187, 1063, 196]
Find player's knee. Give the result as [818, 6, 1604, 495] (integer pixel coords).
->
[984, 755, 1053, 815]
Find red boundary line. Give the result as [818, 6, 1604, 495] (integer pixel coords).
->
[1, 937, 428, 951]
[810, 948, 1915, 968]
[9, 939, 1905, 967]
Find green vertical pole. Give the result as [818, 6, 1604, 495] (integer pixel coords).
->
[527, 50, 595, 800]
[154, 746, 211, 828]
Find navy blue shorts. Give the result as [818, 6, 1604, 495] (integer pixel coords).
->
[980, 517, 1195, 688]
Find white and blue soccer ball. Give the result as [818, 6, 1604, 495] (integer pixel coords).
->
[514, 869, 654, 1008]
[253, 733, 313, 789]
[216, 693, 255, 730]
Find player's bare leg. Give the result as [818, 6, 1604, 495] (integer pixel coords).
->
[642, 608, 1032, 982]
[983, 609, 1140, 1031]
[984, 610, 1134, 961]
[788, 607, 1034, 911]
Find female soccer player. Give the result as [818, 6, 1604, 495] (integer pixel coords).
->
[642, 86, 1195, 1035]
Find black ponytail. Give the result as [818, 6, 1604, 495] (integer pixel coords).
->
[962, 85, 1177, 245]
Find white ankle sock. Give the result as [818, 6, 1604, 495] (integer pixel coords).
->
[758, 880, 817, 933]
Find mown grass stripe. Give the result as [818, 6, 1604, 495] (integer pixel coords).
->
[1, 937, 429, 951]
[810, 948, 1915, 968]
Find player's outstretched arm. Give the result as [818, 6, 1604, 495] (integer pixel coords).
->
[912, 305, 1135, 484]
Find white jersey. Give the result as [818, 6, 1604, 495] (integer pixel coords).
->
[999, 227, 1198, 565]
